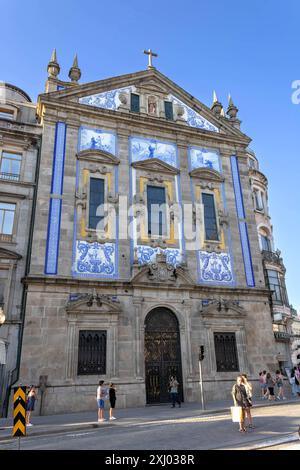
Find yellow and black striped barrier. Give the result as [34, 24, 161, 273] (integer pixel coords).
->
[13, 386, 26, 437]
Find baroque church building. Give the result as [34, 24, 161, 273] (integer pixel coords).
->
[15, 50, 289, 413]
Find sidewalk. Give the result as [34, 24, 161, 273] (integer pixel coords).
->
[1, 396, 299, 442]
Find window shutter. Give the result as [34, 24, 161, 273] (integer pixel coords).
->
[130, 93, 140, 113]
[164, 101, 174, 120]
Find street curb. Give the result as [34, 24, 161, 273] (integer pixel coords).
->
[0, 399, 298, 443]
[217, 432, 299, 450]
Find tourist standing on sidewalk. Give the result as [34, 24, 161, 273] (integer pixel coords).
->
[241, 374, 254, 428]
[262, 370, 269, 399]
[109, 383, 117, 420]
[275, 370, 286, 400]
[290, 367, 300, 397]
[259, 372, 267, 399]
[231, 375, 251, 433]
[266, 372, 275, 400]
[169, 376, 181, 408]
[96, 380, 106, 422]
[26, 385, 37, 426]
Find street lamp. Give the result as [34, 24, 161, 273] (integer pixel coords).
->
[198, 345, 205, 410]
[0, 306, 5, 327]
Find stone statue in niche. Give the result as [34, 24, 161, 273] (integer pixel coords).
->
[148, 96, 157, 115]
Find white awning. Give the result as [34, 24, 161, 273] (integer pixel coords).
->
[0, 339, 6, 365]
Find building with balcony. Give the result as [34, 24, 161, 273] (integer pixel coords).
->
[0, 82, 41, 415]
[247, 148, 298, 371]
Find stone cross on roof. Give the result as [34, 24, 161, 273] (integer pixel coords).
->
[143, 49, 158, 69]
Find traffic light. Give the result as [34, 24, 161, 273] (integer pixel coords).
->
[199, 345, 205, 361]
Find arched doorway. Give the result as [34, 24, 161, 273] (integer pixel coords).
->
[144, 307, 183, 404]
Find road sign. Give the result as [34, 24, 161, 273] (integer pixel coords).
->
[13, 386, 26, 437]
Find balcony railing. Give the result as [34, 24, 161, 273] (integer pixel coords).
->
[0, 172, 20, 182]
[274, 331, 290, 342]
[262, 250, 285, 270]
[0, 233, 12, 243]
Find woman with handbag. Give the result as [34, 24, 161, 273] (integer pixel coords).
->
[242, 374, 254, 428]
[231, 375, 251, 433]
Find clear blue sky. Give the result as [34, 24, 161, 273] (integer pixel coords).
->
[1, 0, 299, 311]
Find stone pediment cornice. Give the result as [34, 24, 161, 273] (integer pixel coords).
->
[199, 299, 246, 319]
[189, 167, 224, 182]
[0, 247, 22, 260]
[66, 291, 121, 314]
[38, 68, 250, 143]
[132, 158, 179, 175]
[77, 149, 120, 165]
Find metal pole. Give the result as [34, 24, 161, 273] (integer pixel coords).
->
[198, 359, 205, 410]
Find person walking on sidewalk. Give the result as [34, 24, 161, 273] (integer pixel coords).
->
[290, 367, 300, 397]
[26, 385, 37, 426]
[96, 380, 106, 422]
[266, 372, 275, 400]
[259, 372, 267, 399]
[275, 370, 286, 400]
[231, 375, 251, 433]
[169, 376, 181, 408]
[109, 383, 117, 421]
[242, 374, 254, 429]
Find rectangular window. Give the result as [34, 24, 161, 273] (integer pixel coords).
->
[89, 178, 105, 230]
[214, 332, 239, 372]
[261, 235, 272, 251]
[147, 185, 166, 236]
[164, 101, 174, 120]
[0, 152, 21, 180]
[266, 269, 283, 305]
[130, 93, 140, 113]
[0, 109, 14, 120]
[77, 330, 107, 375]
[254, 190, 264, 211]
[202, 193, 218, 240]
[0, 202, 16, 235]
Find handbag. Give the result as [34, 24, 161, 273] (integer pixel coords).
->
[230, 406, 243, 423]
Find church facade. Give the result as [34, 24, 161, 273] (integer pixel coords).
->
[17, 52, 282, 414]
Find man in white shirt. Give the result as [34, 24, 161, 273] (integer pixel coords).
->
[97, 380, 106, 422]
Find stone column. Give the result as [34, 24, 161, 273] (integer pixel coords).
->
[133, 297, 143, 379]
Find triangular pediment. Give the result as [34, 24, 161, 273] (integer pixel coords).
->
[0, 247, 22, 260]
[132, 158, 179, 175]
[77, 149, 120, 165]
[40, 69, 250, 142]
[66, 292, 121, 314]
[189, 167, 224, 182]
[200, 299, 246, 318]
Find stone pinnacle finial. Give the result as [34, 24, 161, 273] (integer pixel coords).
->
[68, 54, 81, 83]
[211, 90, 222, 117]
[227, 93, 238, 119]
[47, 48, 60, 78]
[220, 107, 225, 117]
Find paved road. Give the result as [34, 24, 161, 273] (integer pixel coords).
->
[1, 403, 299, 450]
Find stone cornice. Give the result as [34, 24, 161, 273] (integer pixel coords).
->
[249, 168, 268, 186]
[22, 274, 271, 298]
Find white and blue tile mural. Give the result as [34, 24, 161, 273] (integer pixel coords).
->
[168, 94, 219, 133]
[130, 136, 177, 167]
[230, 155, 255, 287]
[79, 86, 135, 111]
[198, 251, 233, 284]
[79, 127, 116, 155]
[189, 147, 221, 173]
[73, 240, 117, 277]
[45, 121, 67, 275]
[136, 245, 182, 267]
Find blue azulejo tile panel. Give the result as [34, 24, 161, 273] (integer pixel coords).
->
[79, 86, 135, 111]
[198, 251, 234, 284]
[168, 94, 219, 133]
[79, 127, 116, 155]
[238, 222, 255, 287]
[73, 240, 117, 278]
[130, 137, 177, 167]
[136, 245, 182, 267]
[51, 122, 67, 195]
[45, 198, 62, 275]
[230, 155, 255, 287]
[189, 147, 221, 172]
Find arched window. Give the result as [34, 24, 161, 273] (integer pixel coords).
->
[259, 227, 272, 252]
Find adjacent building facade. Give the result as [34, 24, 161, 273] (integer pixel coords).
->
[0, 82, 41, 415]
[11, 52, 298, 414]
